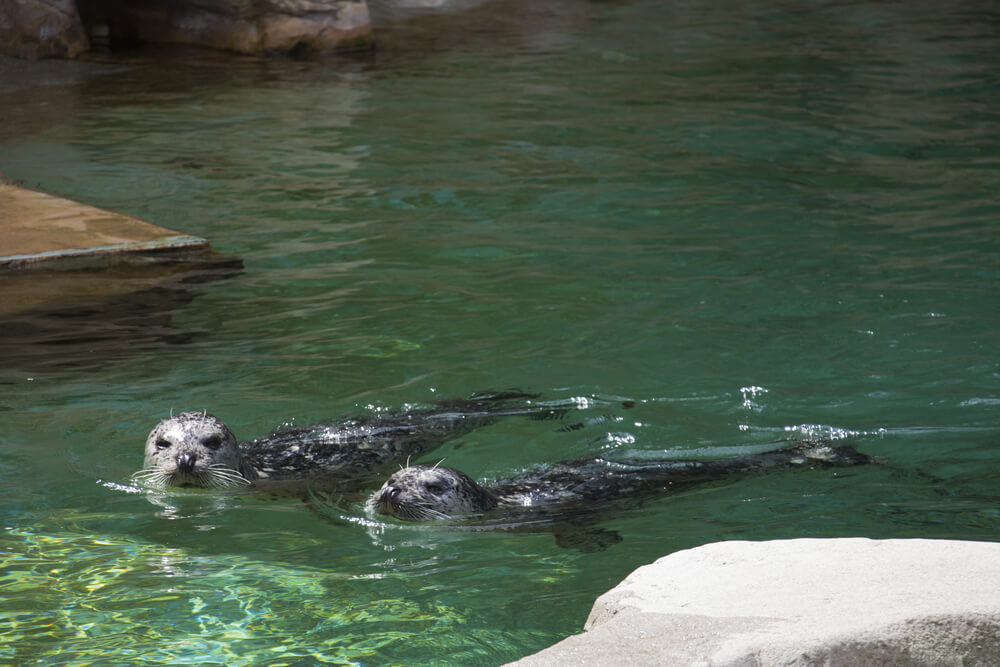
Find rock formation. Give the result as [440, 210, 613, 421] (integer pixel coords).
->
[510, 538, 1000, 666]
[0, 0, 90, 59]
[1, 0, 373, 59]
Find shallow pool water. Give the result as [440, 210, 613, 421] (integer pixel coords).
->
[1, 0, 999, 663]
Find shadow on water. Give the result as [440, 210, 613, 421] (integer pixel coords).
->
[0, 255, 242, 375]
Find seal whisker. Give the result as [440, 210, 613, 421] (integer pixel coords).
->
[203, 463, 252, 488]
[412, 503, 451, 520]
[210, 467, 251, 482]
[131, 467, 171, 489]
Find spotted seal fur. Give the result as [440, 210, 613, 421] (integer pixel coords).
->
[368, 440, 879, 522]
[133, 392, 551, 491]
[135, 411, 253, 489]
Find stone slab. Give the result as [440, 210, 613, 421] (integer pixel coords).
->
[509, 538, 1000, 666]
[0, 183, 209, 269]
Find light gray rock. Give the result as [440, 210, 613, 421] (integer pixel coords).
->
[510, 538, 1000, 666]
[0, 0, 89, 59]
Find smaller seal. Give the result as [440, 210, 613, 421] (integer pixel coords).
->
[368, 441, 879, 522]
[368, 464, 498, 520]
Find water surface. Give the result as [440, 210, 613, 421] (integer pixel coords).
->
[1, 0, 999, 663]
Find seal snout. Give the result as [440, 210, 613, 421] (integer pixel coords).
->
[374, 484, 400, 510]
[177, 452, 198, 473]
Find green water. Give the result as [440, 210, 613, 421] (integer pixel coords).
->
[2, 0, 999, 663]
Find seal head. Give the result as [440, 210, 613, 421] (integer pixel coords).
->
[368, 464, 499, 520]
[134, 412, 256, 489]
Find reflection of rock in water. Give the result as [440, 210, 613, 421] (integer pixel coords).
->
[0, 179, 241, 374]
[0, 253, 241, 373]
[367, 0, 586, 60]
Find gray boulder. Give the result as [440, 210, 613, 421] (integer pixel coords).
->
[510, 538, 1000, 666]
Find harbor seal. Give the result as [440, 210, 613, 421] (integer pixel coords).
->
[368, 440, 879, 522]
[133, 391, 551, 491]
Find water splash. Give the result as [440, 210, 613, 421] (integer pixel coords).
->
[783, 424, 888, 440]
[739, 385, 768, 410]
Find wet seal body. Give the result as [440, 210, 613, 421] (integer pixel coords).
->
[134, 392, 548, 491]
[369, 441, 880, 522]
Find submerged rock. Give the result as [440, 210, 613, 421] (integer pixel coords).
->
[510, 538, 1000, 666]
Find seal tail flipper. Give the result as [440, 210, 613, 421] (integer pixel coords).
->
[433, 390, 544, 416]
[466, 389, 541, 402]
[603, 441, 883, 485]
[447, 391, 638, 427]
[793, 441, 884, 467]
[708, 440, 883, 474]
[438, 390, 574, 422]
[556, 422, 586, 432]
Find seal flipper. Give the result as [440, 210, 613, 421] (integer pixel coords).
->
[553, 526, 623, 552]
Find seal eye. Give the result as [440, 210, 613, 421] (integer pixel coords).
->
[155, 438, 171, 451]
[202, 435, 222, 450]
[424, 482, 447, 495]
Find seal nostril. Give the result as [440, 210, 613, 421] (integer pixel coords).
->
[177, 452, 197, 473]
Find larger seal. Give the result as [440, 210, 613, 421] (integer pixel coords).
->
[368, 440, 879, 521]
[134, 391, 548, 490]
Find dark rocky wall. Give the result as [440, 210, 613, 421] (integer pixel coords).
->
[2, 0, 373, 59]
[0, 0, 90, 59]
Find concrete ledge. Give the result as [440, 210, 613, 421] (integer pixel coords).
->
[0, 183, 211, 270]
[0, 181, 241, 323]
[509, 538, 1000, 666]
